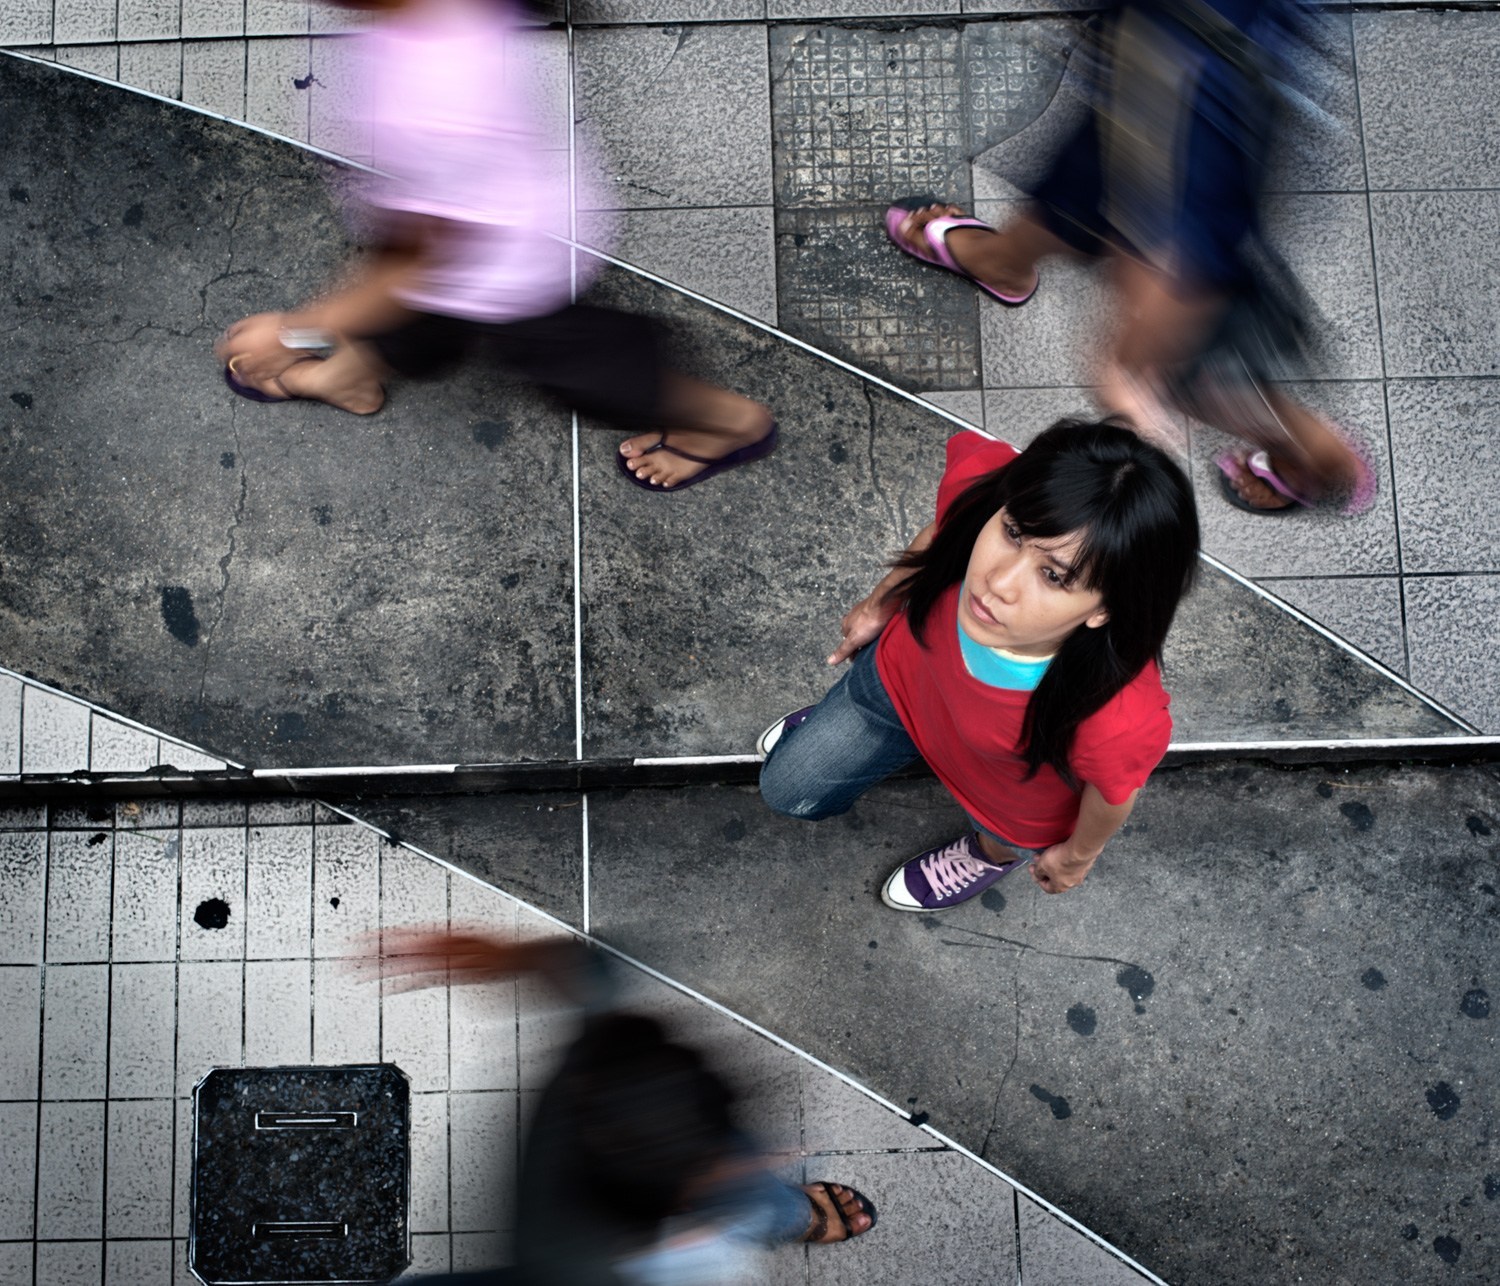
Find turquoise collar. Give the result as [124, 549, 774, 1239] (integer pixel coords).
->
[957, 616, 1051, 690]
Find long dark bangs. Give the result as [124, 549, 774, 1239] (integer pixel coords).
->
[887, 420, 1199, 787]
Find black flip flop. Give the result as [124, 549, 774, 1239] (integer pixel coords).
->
[803, 1181, 878, 1243]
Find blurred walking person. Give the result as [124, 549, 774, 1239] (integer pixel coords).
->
[886, 0, 1375, 516]
[217, 0, 777, 493]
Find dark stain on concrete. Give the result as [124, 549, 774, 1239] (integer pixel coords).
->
[1467, 815, 1493, 837]
[273, 712, 310, 743]
[1117, 964, 1154, 1013]
[472, 419, 507, 451]
[10, 391, 32, 409]
[1484, 1175, 1500, 1201]
[329, 896, 340, 909]
[1426, 1081, 1460, 1120]
[1460, 988, 1489, 1019]
[1361, 967, 1387, 990]
[980, 887, 1006, 912]
[1434, 1236, 1461, 1264]
[311, 504, 332, 527]
[220, 451, 236, 468]
[1066, 1003, 1097, 1036]
[722, 818, 747, 842]
[87, 832, 108, 847]
[1340, 800, 1375, 831]
[160, 586, 200, 647]
[828, 441, 848, 463]
[1401, 1224, 1419, 1240]
[1030, 1084, 1072, 1119]
[9, 186, 27, 202]
[193, 898, 230, 930]
[122, 203, 143, 227]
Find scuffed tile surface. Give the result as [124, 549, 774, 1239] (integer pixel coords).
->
[1404, 575, 1500, 732]
[105, 1240, 174, 1285]
[106, 1100, 175, 1238]
[90, 715, 159, 772]
[117, 0, 180, 42]
[575, 23, 772, 210]
[0, 1102, 37, 1237]
[40, 964, 110, 1099]
[1255, 576, 1407, 677]
[1018, 1193, 1149, 1285]
[1355, 12, 1500, 190]
[0, 967, 41, 1097]
[112, 833, 181, 962]
[108, 964, 177, 1097]
[245, 825, 313, 958]
[0, 675, 21, 773]
[1371, 191, 1500, 379]
[243, 958, 313, 1065]
[20, 687, 90, 775]
[35, 1100, 106, 1238]
[0, 831, 46, 963]
[1386, 379, 1500, 575]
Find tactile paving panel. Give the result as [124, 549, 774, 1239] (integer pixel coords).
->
[962, 19, 1076, 155]
[776, 205, 981, 390]
[771, 25, 972, 209]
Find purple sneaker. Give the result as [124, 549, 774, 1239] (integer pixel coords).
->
[756, 706, 814, 759]
[881, 832, 1027, 912]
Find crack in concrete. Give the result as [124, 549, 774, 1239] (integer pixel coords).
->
[981, 973, 1022, 1160]
[639, 26, 693, 97]
[200, 191, 252, 326]
[862, 384, 908, 542]
[938, 922, 1146, 974]
[198, 408, 247, 708]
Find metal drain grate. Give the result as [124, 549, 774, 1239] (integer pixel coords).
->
[190, 1065, 410, 1285]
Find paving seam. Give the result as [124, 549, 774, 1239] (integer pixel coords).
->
[311, 795, 1169, 1286]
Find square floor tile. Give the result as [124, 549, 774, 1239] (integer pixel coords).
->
[1404, 574, 1500, 731]
[449, 1092, 518, 1233]
[0, 1102, 38, 1238]
[90, 714, 158, 773]
[1262, 193, 1381, 381]
[175, 961, 243, 1094]
[45, 831, 112, 962]
[40, 964, 109, 1099]
[0, 967, 41, 1098]
[1255, 576, 1407, 677]
[0, 831, 45, 964]
[112, 833, 180, 963]
[1371, 191, 1500, 378]
[1017, 1193, 1145, 1284]
[776, 205, 981, 391]
[108, 964, 176, 1098]
[178, 828, 246, 961]
[243, 959, 313, 1066]
[118, 41, 183, 98]
[245, 826, 314, 959]
[0, 675, 20, 774]
[575, 24, 772, 210]
[580, 205, 779, 324]
[105, 1100, 174, 1239]
[36, 1101, 105, 1238]
[105, 1239, 173, 1285]
[1189, 381, 1398, 578]
[1386, 379, 1500, 575]
[982, 386, 1101, 447]
[803, 1151, 1015, 1283]
[20, 687, 89, 775]
[0, 1240, 31, 1286]
[34, 1241, 101, 1286]
[1266, 13, 1365, 195]
[800, 1065, 937, 1155]
[771, 24, 969, 208]
[1355, 12, 1500, 190]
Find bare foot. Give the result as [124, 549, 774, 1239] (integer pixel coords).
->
[893, 203, 1038, 299]
[618, 382, 774, 488]
[801, 1183, 874, 1244]
[275, 346, 386, 416]
[1219, 451, 1299, 512]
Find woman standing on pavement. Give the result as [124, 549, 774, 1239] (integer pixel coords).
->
[759, 421, 1198, 911]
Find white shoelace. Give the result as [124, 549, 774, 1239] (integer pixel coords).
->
[920, 838, 998, 897]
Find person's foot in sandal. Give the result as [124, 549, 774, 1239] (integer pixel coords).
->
[801, 1181, 877, 1244]
[618, 375, 776, 490]
[889, 201, 1039, 303]
[273, 345, 387, 416]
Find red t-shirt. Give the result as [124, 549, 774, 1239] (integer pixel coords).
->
[875, 431, 1172, 848]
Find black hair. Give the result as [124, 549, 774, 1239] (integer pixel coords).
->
[889, 420, 1199, 789]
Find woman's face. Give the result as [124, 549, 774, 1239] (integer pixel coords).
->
[959, 508, 1109, 658]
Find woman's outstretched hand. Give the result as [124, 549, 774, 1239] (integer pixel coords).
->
[829, 591, 897, 665]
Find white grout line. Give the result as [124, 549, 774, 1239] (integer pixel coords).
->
[580, 793, 591, 936]
[318, 799, 1166, 1284]
[0, 664, 243, 769]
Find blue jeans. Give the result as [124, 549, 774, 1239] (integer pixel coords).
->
[759, 644, 1034, 854]
[759, 643, 920, 821]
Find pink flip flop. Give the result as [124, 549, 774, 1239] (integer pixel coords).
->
[1216, 432, 1378, 518]
[884, 196, 1037, 307]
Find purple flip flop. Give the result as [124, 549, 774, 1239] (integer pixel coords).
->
[223, 362, 294, 404]
[884, 195, 1037, 307]
[617, 421, 779, 493]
